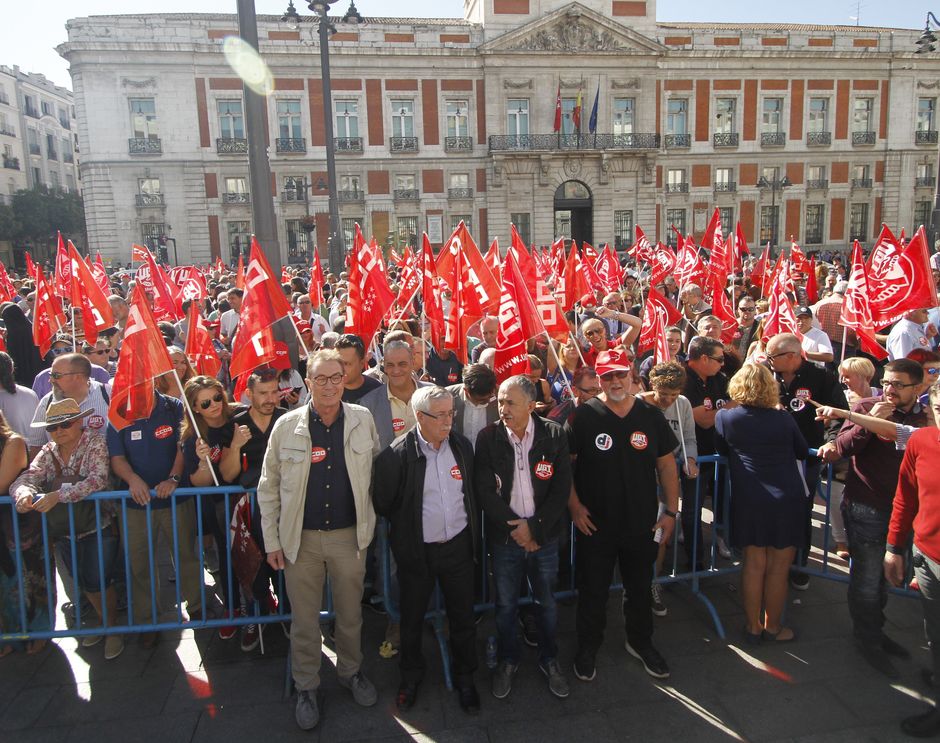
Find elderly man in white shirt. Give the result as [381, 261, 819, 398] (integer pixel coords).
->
[887, 308, 934, 361]
[795, 306, 834, 368]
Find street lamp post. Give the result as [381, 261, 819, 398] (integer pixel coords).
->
[282, 0, 364, 274]
[756, 174, 792, 253]
[916, 12, 940, 251]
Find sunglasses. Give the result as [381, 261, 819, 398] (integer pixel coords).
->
[199, 392, 225, 409]
[50, 347, 74, 356]
[584, 329, 603, 337]
[46, 420, 75, 433]
[926, 367, 940, 376]
[50, 370, 84, 380]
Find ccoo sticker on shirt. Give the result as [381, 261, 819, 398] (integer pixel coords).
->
[392, 418, 406, 433]
[450, 465, 463, 481]
[534, 461, 554, 480]
[154, 425, 174, 440]
[87, 414, 105, 430]
[795, 387, 811, 400]
[630, 432, 649, 450]
[311, 447, 327, 464]
[595, 433, 613, 451]
[210, 445, 222, 463]
[703, 397, 713, 411]
[447, 372, 458, 383]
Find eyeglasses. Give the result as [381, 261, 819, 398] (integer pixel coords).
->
[738, 306, 756, 312]
[600, 370, 632, 380]
[312, 373, 344, 386]
[50, 370, 84, 380]
[766, 351, 795, 361]
[584, 328, 603, 337]
[926, 367, 940, 376]
[576, 386, 601, 396]
[50, 347, 74, 356]
[881, 379, 918, 390]
[199, 392, 225, 409]
[707, 355, 726, 363]
[46, 420, 75, 433]
[419, 409, 455, 420]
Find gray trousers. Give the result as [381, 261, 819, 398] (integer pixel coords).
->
[914, 545, 940, 703]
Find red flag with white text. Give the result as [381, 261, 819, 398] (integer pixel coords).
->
[32, 266, 65, 357]
[309, 248, 325, 308]
[493, 252, 534, 382]
[638, 286, 682, 353]
[761, 266, 803, 342]
[867, 225, 938, 328]
[68, 242, 115, 345]
[184, 302, 222, 378]
[345, 227, 396, 350]
[436, 221, 500, 315]
[54, 233, 71, 300]
[840, 240, 889, 360]
[421, 235, 446, 354]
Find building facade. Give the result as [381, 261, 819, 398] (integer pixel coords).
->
[59, 1, 940, 267]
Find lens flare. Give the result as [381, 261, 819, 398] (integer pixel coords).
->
[222, 36, 273, 97]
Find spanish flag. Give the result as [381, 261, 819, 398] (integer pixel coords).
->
[573, 87, 583, 133]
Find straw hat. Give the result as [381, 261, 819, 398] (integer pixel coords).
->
[32, 398, 93, 428]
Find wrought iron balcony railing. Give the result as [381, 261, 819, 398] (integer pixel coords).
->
[713, 181, 737, 192]
[217, 137, 248, 154]
[338, 189, 364, 202]
[488, 133, 661, 151]
[916, 176, 936, 188]
[851, 178, 873, 188]
[335, 137, 363, 153]
[665, 183, 689, 193]
[761, 131, 786, 146]
[393, 188, 420, 200]
[222, 192, 250, 204]
[281, 190, 306, 202]
[806, 179, 829, 190]
[806, 131, 832, 146]
[135, 193, 165, 207]
[448, 188, 473, 199]
[390, 137, 419, 152]
[664, 133, 691, 148]
[2, 156, 19, 170]
[852, 131, 876, 145]
[129, 137, 162, 154]
[916, 130, 939, 145]
[276, 137, 306, 153]
[713, 132, 739, 147]
[0, 127, 15, 137]
[444, 136, 473, 152]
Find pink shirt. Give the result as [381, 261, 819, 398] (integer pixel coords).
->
[506, 416, 536, 519]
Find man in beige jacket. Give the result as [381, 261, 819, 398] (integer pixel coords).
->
[257, 349, 381, 731]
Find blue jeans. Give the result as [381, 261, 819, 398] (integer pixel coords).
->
[493, 538, 559, 665]
[843, 499, 891, 645]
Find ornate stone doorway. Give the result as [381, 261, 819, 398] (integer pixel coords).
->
[553, 180, 592, 246]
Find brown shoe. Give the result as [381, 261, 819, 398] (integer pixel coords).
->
[835, 543, 850, 560]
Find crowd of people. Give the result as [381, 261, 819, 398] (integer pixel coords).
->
[0, 240, 939, 736]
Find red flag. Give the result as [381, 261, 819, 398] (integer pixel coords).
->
[841, 240, 889, 360]
[674, 232, 708, 289]
[281, 266, 290, 284]
[394, 245, 421, 310]
[806, 257, 819, 305]
[560, 243, 590, 311]
[91, 253, 110, 295]
[345, 227, 396, 350]
[421, 235, 446, 354]
[868, 225, 939, 328]
[638, 286, 683, 353]
[108, 284, 175, 430]
[702, 208, 731, 280]
[235, 255, 245, 290]
[184, 302, 221, 378]
[389, 248, 403, 268]
[444, 240, 486, 364]
[143, 248, 182, 321]
[229, 256, 280, 382]
[582, 242, 598, 265]
[54, 233, 71, 300]
[68, 242, 115, 345]
[761, 266, 803, 342]
[649, 243, 677, 286]
[250, 237, 294, 319]
[763, 251, 785, 296]
[553, 82, 562, 133]
[0, 261, 15, 303]
[630, 225, 655, 264]
[750, 244, 770, 289]
[131, 244, 150, 262]
[484, 238, 501, 283]
[309, 248, 325, 308]
[706, 270, 738, 343]
[789, 240, 811, 273]
[32, 266, 65, 357]
[734, 222, 750, 258]
[493, 252, 535, 382]
[436, 221, 500, 315]
[24, 252, 37, 281]
[595, 244, 621, 292]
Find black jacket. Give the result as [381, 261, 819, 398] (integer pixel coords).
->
[775, 361, 848, 448]
[372, 428, 478, 574]
[473, 415, 572, 546]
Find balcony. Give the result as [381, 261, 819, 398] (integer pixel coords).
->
[128, 137, 162, 154]
[665, 183, 689, 193]
[59, 118, 70, 130]
[444, 136, 473, 152]
[135, 193, 165, 207]
[713, 132, 739, 148]
[0, 127, 14, 137]
[63, 153, 74, 163]
[2, 156, 19, 170]
[853, 130, 876, 145]
[851, 178, 873, 189]
[222, 192, 250, 204]
[276, 137, 306, 153]
[664, 133, 691, 149]
[47, 149, 57, 161]
[806, 179, 829, 190]
[393, 188, 420, 200]
[806, 131, 832, 146]
[713, 181, 737, 192]
[28, 143, 40, 155]
[216, 137, 248, 154]
[448, 188, 473, 199]
[488, 133, 661, 152]
[25, 107, 39, 119]
[338, 189, 364, 202]
[390, 137, 419, 152]
[761, 132, 786, 147]
[281, 190, 305, 203]
[335, 137, 363, 153]
[916, 176, 936, 188]
[916, 130, 939, 145]
[0, 93, 8, 105]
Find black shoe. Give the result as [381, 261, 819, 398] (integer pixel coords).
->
[625, 640, 670, 679]
[902, 707, 940, 738]
[789, 573, 810, 591]
[457, 683, 480, 715]
[882, 635, 911, 659]
[573, 651, 596, 682]
[362, 593, 387, 616]
[396, 681, 419, 711]
[856, 641, 900, 680]
[519, 611, 539, 648]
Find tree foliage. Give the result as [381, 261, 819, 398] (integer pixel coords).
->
[0, 187, 86, 247]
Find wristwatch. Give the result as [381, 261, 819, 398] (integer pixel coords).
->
[169, 474, 181, 484]
[663, 508, 678, 519]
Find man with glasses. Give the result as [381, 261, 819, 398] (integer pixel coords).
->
[734, 298, 760, 359]
[474, 375, 572, 700]
[566, 349, 679, 682]
[581, 318, 618, 369]
[336, 333, 381, 404]
[449, 363, 499, 449]
[258, 349, 381, 730]
[548, 367, 601, 426]
[765, 333, 847, 590]
[294, 294, 329, 342]
[373, 385, 481, 714]
[835, 358, 928, 679]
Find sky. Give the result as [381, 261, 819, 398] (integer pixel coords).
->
[0, 0, 929, 90]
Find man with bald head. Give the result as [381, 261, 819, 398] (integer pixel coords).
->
[471, 316, 499, 364]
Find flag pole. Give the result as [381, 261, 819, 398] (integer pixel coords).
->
[70, 305, 76, 351]
[840, 326, 848, 363]
[568, 330, 588, 367]
[172, 367, 220, 487]
[545, 332, 577, 402]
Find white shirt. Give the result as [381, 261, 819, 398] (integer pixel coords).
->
[505, 416, 536, 520]
[220, 308, 240, 341]
[0, 385, 40, 439]
[801, 326, 834, 368]
[461, 395, 490, 449]
[28, 382, 111, 448]
[887, 318, 929, 361]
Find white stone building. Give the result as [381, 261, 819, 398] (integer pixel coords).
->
[58, 0, 940, 267]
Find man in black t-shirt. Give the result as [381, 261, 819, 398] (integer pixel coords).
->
[566, 349, 679, 683]
[337, 333, 382, 403]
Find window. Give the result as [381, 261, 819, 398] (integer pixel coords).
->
[227, 220, 251, 262]
[761, 98, 783, 133]
[718, 208, 734, 239]
[666, 168, 686, 189]
[918, 162, 935, 180]
[808, 165, 826, 182]
[340, 174, 361, 193]
[395, 174, 416, 191]
[446, 101, 469, 138]
[396, 216, 418, 248]
[667, 99, 688, 135]
[277, 100, 302, 139]
[614, 210, 634, 250]
[850, 203, 869, 241]
[65, 173, 75, 192]
[507, 99, 529, 137]
[217, 100, 244, 139]
[560, 98, 578, 135]
[450, 215, 472, 233]
[805, 204, 824, 245]
[49, 171, 59, 190]
[715, 98, 736, 133]
[285, 219, 309, 264]
[341, 218, 362, 246]
[914, 201, 932, 229]
[808, 98, 829, 133]
[854, 164, 871, 181]
[759, 206, 780, 246]
[762, 166, 781, 183]
[613, 98, 635, 135]
[511, 213, 531, 245]
[224, 177, 248, 194]
[141, 222, 166, 250]
[45, 133, 57, 160]
[331, 100, 358, 139]
[450, 173, 469, 189]
[24, 95, 37, 115]
[27, 128, 39, 155]
[31, 166, 41, 186]
[61, 137, 71, 159]
[853, 98, 874, 132]
[666, 209, 686, 243]
[129, 98, 158, 140]
[554, 211, 571, 238]
[715, 167, 734, 187]
[391, 100, 414, 138]
[918, 98, 936, 132]
[138, 177, 161, 195]
[41, 100, 53, 116]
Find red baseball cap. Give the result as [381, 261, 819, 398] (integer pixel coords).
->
[579, 293, 597, 309]
[295, 319, 312, 334]
[595, 349, 632, 377]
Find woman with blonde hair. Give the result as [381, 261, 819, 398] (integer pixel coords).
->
[715, 363, 809, 644]
[838, 356, 878, 405]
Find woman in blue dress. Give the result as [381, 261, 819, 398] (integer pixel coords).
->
[715, 363, 809, 644]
